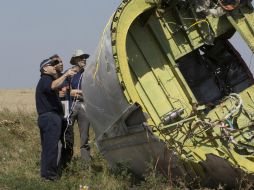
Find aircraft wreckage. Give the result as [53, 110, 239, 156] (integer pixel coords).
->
[82, 0, 254, 188]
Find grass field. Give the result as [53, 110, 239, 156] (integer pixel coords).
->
[0, 89, 35, 113]
[0, 89, 174, 190]
[2, 89, 253, 189]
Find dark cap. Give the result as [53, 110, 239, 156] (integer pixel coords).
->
[40, 59, 55, 71]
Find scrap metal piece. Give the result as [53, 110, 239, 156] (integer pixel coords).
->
[82, 0, 254, 188]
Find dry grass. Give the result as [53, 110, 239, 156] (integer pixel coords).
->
[0, 89, 173, 189]
[0, 89, 35, 113]
[2, 89, 251, 189]
[0, 109, 148, 190]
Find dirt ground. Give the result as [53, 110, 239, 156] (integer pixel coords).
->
[0, 89, 35, 112]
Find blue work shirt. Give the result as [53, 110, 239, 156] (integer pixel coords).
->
[71, 71, 83, 90]
[36, 74, 63, 115]
[70, 71, 84, 103]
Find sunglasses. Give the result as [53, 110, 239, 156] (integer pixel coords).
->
[51, 60, 62, 66]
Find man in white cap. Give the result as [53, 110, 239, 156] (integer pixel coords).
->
[67, 49, 91, 162]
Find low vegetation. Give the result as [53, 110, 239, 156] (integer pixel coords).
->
[0, 109, 174, 190]
[1, 108, 253, 190]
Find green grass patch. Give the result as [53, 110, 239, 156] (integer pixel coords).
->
[0, 109, 174, 190]
[5, 109, 250, 189]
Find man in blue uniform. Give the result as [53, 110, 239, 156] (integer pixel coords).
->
[68, 49, 91, 161]
[36, 58, 75, 181]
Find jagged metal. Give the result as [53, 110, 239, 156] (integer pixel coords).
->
[83, 0, 254, 188]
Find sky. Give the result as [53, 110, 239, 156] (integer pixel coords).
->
[0, 1, 253, 89]
[0, 0, 121, 89]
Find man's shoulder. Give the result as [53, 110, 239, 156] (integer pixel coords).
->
[41, 74, 54, 80]
[40, 74, 54, 84]
[36, 74, 54, 91]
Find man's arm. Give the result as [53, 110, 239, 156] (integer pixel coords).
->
[51, 69, 76, 90]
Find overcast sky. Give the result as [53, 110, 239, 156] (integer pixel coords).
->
[0, 1, 253, 89]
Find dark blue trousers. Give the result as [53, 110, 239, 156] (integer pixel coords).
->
[38, 112, 62, 180]
[58, 119, 74, 170]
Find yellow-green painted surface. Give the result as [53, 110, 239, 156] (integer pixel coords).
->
[111, 0, 254, 175]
